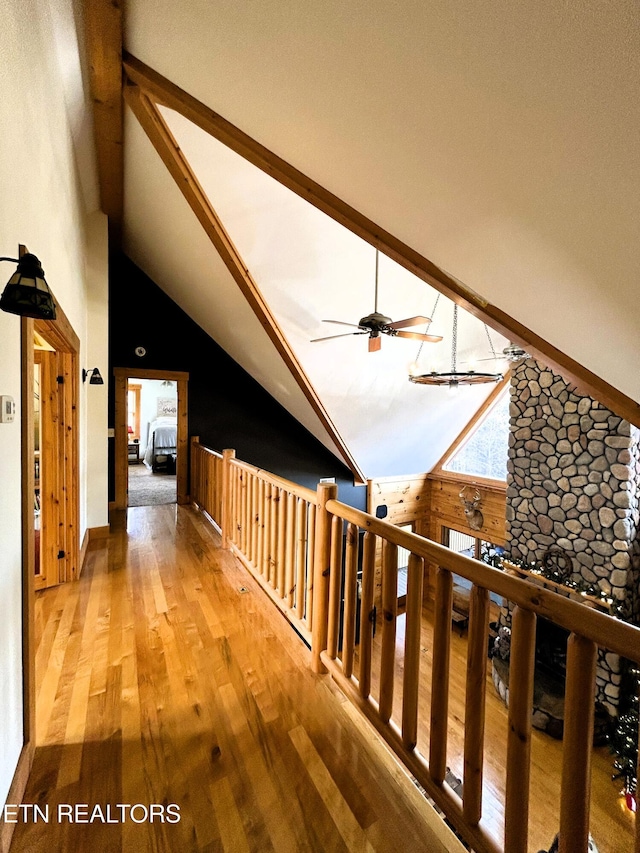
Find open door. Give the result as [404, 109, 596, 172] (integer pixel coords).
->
[113, 367, 189, 510]
[32, 341, 79, 588]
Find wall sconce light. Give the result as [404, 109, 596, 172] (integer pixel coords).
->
[82, 368, 104, 385]
[0, 254, 57, 320]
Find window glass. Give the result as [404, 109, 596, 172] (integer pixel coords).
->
[444, 389, 509, 480]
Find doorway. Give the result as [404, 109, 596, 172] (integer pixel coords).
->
[127, 377, 177, 506]
[29, 320, 80, 589]
[113, 368, 189, 509]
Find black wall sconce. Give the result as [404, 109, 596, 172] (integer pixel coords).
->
[0, 253, 56, 320]
[83, 368, 104, 385]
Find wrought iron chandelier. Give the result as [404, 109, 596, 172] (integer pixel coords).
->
[409, 303, 503, 389]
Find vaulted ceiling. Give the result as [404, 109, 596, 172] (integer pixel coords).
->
[84, 0, 640, 480]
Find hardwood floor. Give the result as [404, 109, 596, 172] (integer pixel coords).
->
[11, 505, 460, 853]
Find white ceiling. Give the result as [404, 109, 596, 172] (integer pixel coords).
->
[122, 0, 640, 477]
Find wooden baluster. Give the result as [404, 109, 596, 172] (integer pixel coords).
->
[240, 470, 248, 554]
[214, 455, 218, 518]
[402, 553, 424, 751]
[266, 482, 275, 584]
[379, 540, 398, 725]
[262, 483, 273, 583]
[276, 487, 286, 597]
[306, 505, 316, 630]
[463, 584, 489, 826]
[504, 606, 536, 853]
[559, 634, 597, 853]
[229, 465, 237, 545]
[342, 523, 359, 678]
[216, 450, 236, 548]
[311, 483, 338, 673]
[326, 515, 344, 660]
[256, 479, 267, 575]
[295, 498, 307, 620]
[271, 485, 279, 587]
[252, 477, 260, 569]
[285, 493, 296, 608]
[359, 531, 376, 700]
[430, 567, 453, 785]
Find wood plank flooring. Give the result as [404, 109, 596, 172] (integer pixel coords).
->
[10, 505, 460, 853]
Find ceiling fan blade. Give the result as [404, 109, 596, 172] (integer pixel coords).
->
[368, 336, 382, 352]
[394, 331, 444, 343]
[322, 319, 362, 328]
[385, 315, 432, 330]
[310, 332, 366, 342]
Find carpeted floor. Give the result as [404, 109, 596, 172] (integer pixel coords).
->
[128, 462, 176, 507]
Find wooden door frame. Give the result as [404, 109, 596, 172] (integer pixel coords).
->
[113, 367, 189, 509]
[19, 258, 81, 766]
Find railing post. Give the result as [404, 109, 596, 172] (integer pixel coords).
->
[190, 436, 200, 506]
[221, 448, 236, 549]
[311, 482, 338, 673]
[559, 633, 597, 853]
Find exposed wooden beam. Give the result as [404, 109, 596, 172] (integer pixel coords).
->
[83, 0, 124, 244]
[122, 53, 640, 428]
[123, 83, 365, 483]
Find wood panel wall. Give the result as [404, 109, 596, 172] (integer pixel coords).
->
[367, 472, 507, 605]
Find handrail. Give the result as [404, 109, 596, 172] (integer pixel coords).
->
[325, 498, 640, 659]
[230, 457, 318, 504]
[189, 440, 640, 853]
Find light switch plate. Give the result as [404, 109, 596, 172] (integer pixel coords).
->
[0, 395, 15, 423]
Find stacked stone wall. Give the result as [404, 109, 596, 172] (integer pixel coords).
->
[502, 360, 640, 716]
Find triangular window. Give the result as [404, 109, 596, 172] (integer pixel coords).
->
[442, 386, 509, 481]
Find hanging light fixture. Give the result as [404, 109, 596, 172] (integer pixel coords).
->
[409, 304, 503, 389]
[0, 254, 56, 320]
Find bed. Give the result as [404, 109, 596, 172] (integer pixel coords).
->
[144, 417, 177, 471]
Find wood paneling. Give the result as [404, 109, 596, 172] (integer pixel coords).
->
[122, 53, 640, 429]
[428, 477, 506, 545]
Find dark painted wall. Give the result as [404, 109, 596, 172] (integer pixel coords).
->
[108, 254, 365, 509]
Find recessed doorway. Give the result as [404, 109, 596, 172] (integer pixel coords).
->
[113, 368, 188, 509]
[127, 377, 178, 506]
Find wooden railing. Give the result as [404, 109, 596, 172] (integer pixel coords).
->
[190, 440, 640, 853]
[192, 438, 318, 644]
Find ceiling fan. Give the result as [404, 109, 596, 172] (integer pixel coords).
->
[474, 342, 529, 363]
[311, 250, 443, 352]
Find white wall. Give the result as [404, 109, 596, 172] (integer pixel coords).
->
[0, 0, 107, 807]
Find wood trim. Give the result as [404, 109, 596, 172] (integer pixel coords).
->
[114, 372, 128, 510]
[113, 367, 189, 382]
[128, 382, 141, 439]
[113, 367, 189, 509]
[20, 311, 35, 755]
[0, 741, 34, 853]
[122, 83, 365, 483]
[431, 373, 511, 476]
[34, 299, 80, 355]
[122, 53, 640, 429]
[177, 379, 188, 505]
[82, 0, 124, 242]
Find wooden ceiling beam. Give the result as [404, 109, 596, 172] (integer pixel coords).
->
[123, 82, 365, 483]
[83, 0, 124, 244]
[122, 53, 640, 427]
